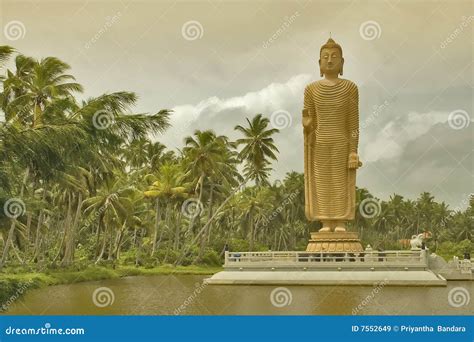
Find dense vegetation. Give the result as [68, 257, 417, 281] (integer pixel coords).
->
[0, 46, 472, 274]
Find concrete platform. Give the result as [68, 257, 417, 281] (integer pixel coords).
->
[428, 253, 473, 281]
[204, 270, 447, 286]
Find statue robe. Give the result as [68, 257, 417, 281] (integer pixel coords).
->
[303, 79, 359, 221]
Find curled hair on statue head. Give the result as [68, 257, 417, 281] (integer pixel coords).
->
[319, 38, 343, 57]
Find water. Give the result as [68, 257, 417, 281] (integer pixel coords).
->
[3, 275, 472, 315]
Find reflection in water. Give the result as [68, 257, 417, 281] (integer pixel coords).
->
[3, 275, 473, 315]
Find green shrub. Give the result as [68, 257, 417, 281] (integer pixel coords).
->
[226, 238, 270, 252]
[201, 250, 221, 266]
[0, 277, 41, 312]
[436, 239, 473, 261]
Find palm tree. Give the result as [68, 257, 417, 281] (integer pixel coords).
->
[0, 51, 86, 268]
[121, 137, 150, 171]
[3, 56, 83, 127]
[182, 130, 231, 200]
[56, 168, 90, 266]
[146, 141, 170, 172]
[182, 130, 240, 258]
[0, 46, 14, 81]
[450, 212, 472, 241]
[144, 162, 188, 254]
[82, 176, 136, 263]
[234, 114, 279, 185]
[237, 187, 274, 250]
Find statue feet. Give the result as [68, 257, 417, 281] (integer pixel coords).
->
[334, 221, 346, 232]
[319, 220, 334, 232]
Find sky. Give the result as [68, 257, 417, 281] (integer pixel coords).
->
[1, 0, 473, 209]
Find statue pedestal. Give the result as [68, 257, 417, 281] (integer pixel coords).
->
[306, 231, 363, 253]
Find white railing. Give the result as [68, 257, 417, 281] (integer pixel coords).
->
[453, 256, 473, 274]
[224, 250, 428, 269]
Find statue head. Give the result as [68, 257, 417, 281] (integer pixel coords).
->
[319, 38, 344, 77]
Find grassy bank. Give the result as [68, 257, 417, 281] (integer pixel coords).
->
[0, 265, 222, 311]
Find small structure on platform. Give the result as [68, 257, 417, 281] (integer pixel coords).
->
[430, 253, 474, 281]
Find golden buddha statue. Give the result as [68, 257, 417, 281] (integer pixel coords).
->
[303, 38, 362, 234]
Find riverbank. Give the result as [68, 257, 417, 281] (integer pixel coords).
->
[0, 265, 222, 311]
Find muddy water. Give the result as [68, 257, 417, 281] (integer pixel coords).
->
[4, 275, 472, 315]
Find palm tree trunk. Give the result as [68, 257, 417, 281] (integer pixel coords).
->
[53, 193, 73, 265]
[151, 199, 160, 256]
[198, 183, 214, 258]
[156, 203, 169, 254]
[195, 174, 206, 260]
[107, 231, 114, 261]
[175, 210, 183, 251]
[25, 213, 32, 254]
[62, 193, 82, 266]
[132, 226, 137, 246]
[176, 177, 249, 265]
[0, 220, 17, 270]
[206, 184, 214, 244]
[96, 227, 108, 264]
[112, 221, 126, 260]
[31, 186, 47, 263]
[94, 213, 105, 258]
[31, 212, 43, 263]
[0, 167, 29, 270]
[173, 214, 180, 251]
[12, 243, 24, 264]
[249, 212, 255, 251]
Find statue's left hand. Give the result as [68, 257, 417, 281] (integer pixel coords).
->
[348, 152, 361, 169]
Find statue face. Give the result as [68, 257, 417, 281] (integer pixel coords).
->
[319, 47, 343, 76]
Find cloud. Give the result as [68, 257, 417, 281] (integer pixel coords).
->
[359, 120, 472, 209]
[159, 75, 472, 209]
[363, 110, 458, 163]
[163, 73, 312, 150]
